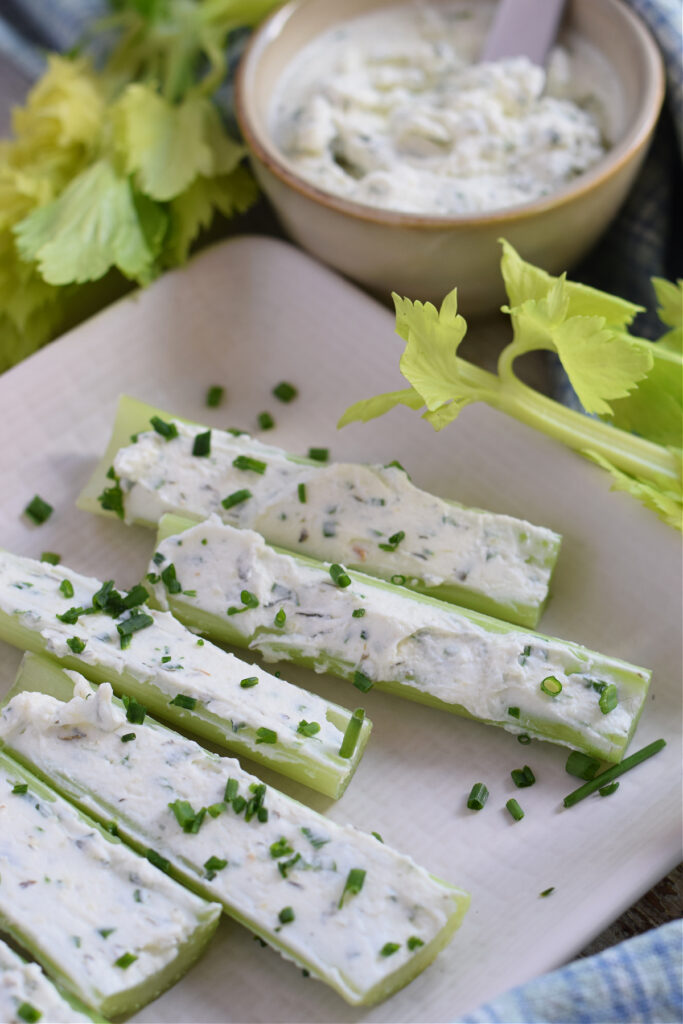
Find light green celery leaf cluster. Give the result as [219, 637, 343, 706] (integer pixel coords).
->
[0, 0, 278, 370]
[339, 239, 682, 530]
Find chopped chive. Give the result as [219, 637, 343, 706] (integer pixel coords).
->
[565, 751, 602, 781]
[352, 608, 366, 618]
[40, 551, 61, 565]
[59, 578, 74, 599]
[24, 495, 53, 525]
[224, 778, 239, 802]
[12, 783, 28, 795]
[506, 798, 524, 821]
[467, 782, 489, 810]
[297, 720, 320, 737]
[378, 529, 405, 552]
[563, 739, 666, 808]
[273, 381, 298, 403]
[339, 708, 365, 759]
[98, 474, 124, 518]
[192, 430, 212, 456]
[371, 831, 384, 843]
[121, 733, 136, 743]
[270, 837, 294, 859]
[17, 1003, 42, 1022]
[258, 807, 269, 822]
[519, 644, 532, 665]
[598, 684, 619, 715]
[66, 636, 86, 654]
[161, 562, 182, 594]
[539, 887, 555, 898]
[329, 563, 351, 588]
[207, 803, 224, 818]
[56, 605, 84, 624]
[391, 574, 406, 586]
[117, 612, 154, 646]
[227, 589, 260, 615]
[152, 552, 166, 566]
[517, 734, 531, 745]
[507, 706, 520, 719]
[122, 584, 148, 609]
[338, 867, 366, 908]
[204, 856, 228, 879]
[232, 455, 267, 474]
[407, 936, 424, 951]
[353, 670, 373, 693]
[256, 727, 277, 744]
[98, 928, 115, 939]
[511, 765, 536, 788]
[385, 459, 407, 474]
[258, 411, 275, 430]
[297, 482, 307, 503]
[114, 952, 138, 969]
[206, 385, 224, 407]
[540, 675, 562, 697]
[150, 416, 178, 440]
[222, 488, 252, 509]
[278, 906, 295, 924]
[169, 799, 206, 834]
[599, 781, 620, 797]
[308, 447, 329, 462]
[278, 852, 301, 878]
[232, 795, 247, 814]
[122, 695, 146, 724]
[240, 676, 259, 689]
[380, 942, 400, 957]
[301, 827, 329, 849]
[169, 694, 197, 710]
[274, 608, 286, 627]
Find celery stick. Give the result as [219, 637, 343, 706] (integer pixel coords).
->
[1, 655, 471, 1008]
[0, 938, 108, 1024]
[77, 394, 561, 627]
[0, 749, 220, 1020]
[151, 514, 651, 763]
[0, 549, 371, 798]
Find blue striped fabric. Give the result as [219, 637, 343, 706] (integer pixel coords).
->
[462, 919, 683, 1024]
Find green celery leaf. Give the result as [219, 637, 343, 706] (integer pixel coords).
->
[337, 387, 423, 427]
[163, 167, 258, 265]
[398, 288, 470, 410]
[653, 277, 682, 331]
[584, 450, 682, 531]
[13, 158, 160, 285]
[606, 341, 682, 448]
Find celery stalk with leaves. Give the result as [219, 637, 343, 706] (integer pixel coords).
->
[340, 241, 682, 530]
[0, 0, 281, 370]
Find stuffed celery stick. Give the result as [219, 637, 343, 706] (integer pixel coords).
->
[0, 655, 471, 1008]
[0, 550, 371, 798]
[77, 395, 561, 627]
[0, 939, 107, 1024]
[0, 750, 220, 1020]
[150, 514, 651, 763]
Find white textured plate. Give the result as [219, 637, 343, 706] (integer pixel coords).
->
[0, 237, 680, 1023]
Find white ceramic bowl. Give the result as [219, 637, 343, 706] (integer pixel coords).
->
[236, 0, 664, 314]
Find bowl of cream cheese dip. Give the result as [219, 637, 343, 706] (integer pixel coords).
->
[235, 0, 664, 314]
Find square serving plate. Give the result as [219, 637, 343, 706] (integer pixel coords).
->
[0, 236, 680, 1023]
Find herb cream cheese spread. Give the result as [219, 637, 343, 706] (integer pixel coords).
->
[0, 939, 92, 1024]
[270, 0, 613, 215]
[0, 671, 470, 1006]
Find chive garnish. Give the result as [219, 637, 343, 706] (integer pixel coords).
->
[297, 482, 307, 503]
[391, 574, 406, 586]
[407, 936, 424, 951]
[232, 795, 247, 814]
[507, 706, 520, 719]
[222, 488, 252, 510]
[278, 907, 295, 924]
[169, 799, 206, 833]
[232, 455, 266, 474]
[24, 495, 53, 525]
[380, 942, 400, 957]
[598, 684, 619, 715]
[517, 734, 531, 745]
[297, 720, 320, 737]
[204, 856, 228, 879]
[339, 708, 365, 758]
[66, 636, 86, 654]
[466, 783, 489, 810]
[117, 611, 153, 646]
[308, 447, 329, 462]
[379, 530, 405, 552]
[599, 781, 620, 797]
[385, 459, 407, 474]
[256, 727, 277, 744]
[240, 676, 259, 689]
[352, 608, 366, 618]
[258, 412, 275, 430]
[227, 589, 260, 615]
[57, 606, 83, 624]
[41, 551, 61, 565]
[206, 385, 224, 407]
[161, 562, 182, 594]
[17, 1002, 41, 1022]
[192, 430, 211, 456]
[371, 831, 384, 843]
[150, 416, 178, 440]
[338, 867, 366, 908]
[301, 826, 329, 848]
[540, 676, 562, 697]
[59, 578, 74, 598]
[540, 887, 555, 898]
[207, 803, 224, 818]
[224, 778, 239, 802]
[122, 695, 146, 724]
[519, 644, 532, 665]
[511, 765, 536, 788]
[98, 928, 115, 939]
[114, 952, 138, 969]
[563, 739, 666, 808]
[506, 798, 524, 821]
[12, 783, 28, 794]
[353, 670, 373, 693]
[278, 853, 301, 878]
[274, 608, 286, 627]
[329, 563, 351, 588]
[565, 751, 602, 781]
[121, 733, 136, 743]
[273, 381, 298, 403]
[122, 584, 148, 609]
[169, 694, 197, 710]
[270, 837, 294, 859]
[98, 473, 124, 518]
[152, 552, 165, 566]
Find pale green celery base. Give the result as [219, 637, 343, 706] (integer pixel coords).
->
[0, 605, 369, 799]
[0, 749, 220, 1020]
[154, 515, 649, 763]
[78, 395, 560, 628]
[4, 655, 469, 1008]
